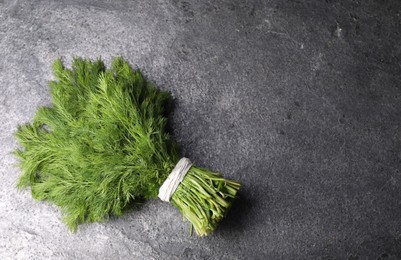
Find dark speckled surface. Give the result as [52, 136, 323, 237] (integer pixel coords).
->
[1, 0, 401, 259]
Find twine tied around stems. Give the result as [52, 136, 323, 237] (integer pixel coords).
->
[158, 157, 192, 202]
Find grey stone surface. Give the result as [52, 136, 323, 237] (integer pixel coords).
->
[1, 0, 401, 259]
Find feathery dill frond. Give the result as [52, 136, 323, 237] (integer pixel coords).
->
[15, 57, 179, 231]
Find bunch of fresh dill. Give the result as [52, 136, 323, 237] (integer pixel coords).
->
[15, 57, 240, 236]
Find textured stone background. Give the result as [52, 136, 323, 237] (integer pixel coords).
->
[1, 0, 401, 259]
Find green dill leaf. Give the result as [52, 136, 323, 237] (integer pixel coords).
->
[16, 57, 179, 231]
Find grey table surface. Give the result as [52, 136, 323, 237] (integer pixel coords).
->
[1, 0, 401, 259]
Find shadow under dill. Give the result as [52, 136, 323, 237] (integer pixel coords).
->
[216, 188, 254, 234]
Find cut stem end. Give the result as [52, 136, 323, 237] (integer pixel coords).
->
[170, 166, 240, 236]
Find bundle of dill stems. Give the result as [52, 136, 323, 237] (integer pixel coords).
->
[15, 57, 240, 236]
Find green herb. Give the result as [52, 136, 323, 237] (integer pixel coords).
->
[15, 57, 240, 236]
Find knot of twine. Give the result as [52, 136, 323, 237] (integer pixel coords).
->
[158, 157, 193, 202]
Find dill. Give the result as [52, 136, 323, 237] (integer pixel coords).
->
[15, 57, 240, 236]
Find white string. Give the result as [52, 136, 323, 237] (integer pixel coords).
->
[158, 158, 192, 202]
